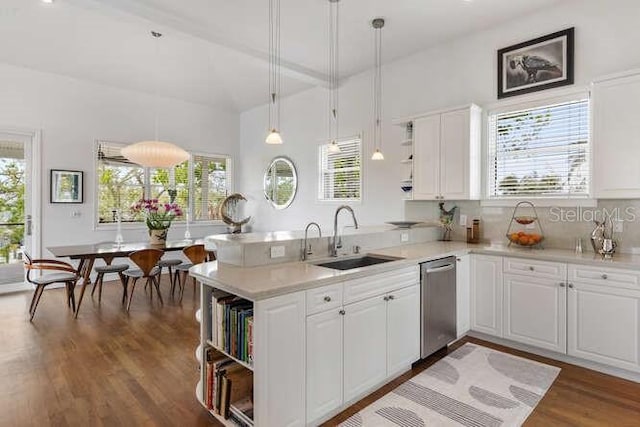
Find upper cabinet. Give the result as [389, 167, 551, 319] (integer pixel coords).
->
[396, 104, 481, 201]
[593, 71, 640, 199]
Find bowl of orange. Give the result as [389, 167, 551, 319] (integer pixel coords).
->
[507, 231, 544, 247]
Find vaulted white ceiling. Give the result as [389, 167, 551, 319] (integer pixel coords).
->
[0, 0, 563, 112]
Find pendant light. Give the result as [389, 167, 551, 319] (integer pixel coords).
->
[266, 0, 283, 144]
[371, 18, 385, 161]
[326, 0, 341, 154]
[123, 32, 189, 167]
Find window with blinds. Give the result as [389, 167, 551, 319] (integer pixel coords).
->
[318, 137, 362, 201]
[96, 141, 232, 225]
[488, 98, 590, 199]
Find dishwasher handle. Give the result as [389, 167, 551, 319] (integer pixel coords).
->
[424, 263, 455, 274]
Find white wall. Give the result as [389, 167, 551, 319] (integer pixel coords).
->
[238, 0, 640, 233]
[0, 62, 239, 258]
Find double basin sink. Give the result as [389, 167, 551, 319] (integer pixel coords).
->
[314, 255, 404, 271]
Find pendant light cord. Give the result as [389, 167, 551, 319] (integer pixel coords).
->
[372, 20, 384, 153]
[327, 0, 340, 144]
[152, 31, 162, 143]
[268, 0, 281, 133]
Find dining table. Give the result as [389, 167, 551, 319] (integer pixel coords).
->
[47, 239, 208, 317]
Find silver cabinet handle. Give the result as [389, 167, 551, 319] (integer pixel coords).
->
[425, 264, 455, 274]
[383, 296, 389, 301]
[324, 296, 332, 302]
[559, 282, 565, 287]
[339, 309, 345, 315]
[529, 266, 535, 271]
[388, 295, 395, 300]
[601, 274, 608, 280]
[568, 283, 574, 289]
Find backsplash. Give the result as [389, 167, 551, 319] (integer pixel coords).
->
[405, 199, 640, 254]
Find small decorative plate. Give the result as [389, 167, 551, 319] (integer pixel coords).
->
[386, 221, 421, 229]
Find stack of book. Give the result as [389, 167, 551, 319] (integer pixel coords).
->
[205, 347, 254, 423]
[211, 292, 254, 365]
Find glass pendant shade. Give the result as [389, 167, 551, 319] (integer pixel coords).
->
[265, 129, 283, 145]
[122, 140, 189, 168]
[371, 148, 384, 160]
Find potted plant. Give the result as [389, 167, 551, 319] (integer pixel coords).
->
[131, 198, 183, 244]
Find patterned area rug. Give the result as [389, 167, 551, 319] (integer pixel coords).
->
[340, 344, 560, 427]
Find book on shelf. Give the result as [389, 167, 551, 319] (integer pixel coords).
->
[230, 396, 254, 426]
[211, 290, 233, 346]
[211, 295, 254, 364]
[205, 346, 254, 423]
[205, 348, 233, 410]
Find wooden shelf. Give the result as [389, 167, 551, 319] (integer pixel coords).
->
[400, 179, 413, 184]
[206, 340, 254, 372]
[400, 159, 413, 164]
[400, 139, 413, 146]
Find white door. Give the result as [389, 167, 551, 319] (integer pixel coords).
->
[306, 308, 343, 425]
[387, 284, 420, 377]
[343, 295, 387, 403]
[0, 129, 41, 292]
[567, 282, 640, 372]
[412, 115, 440, 200]
[254, 292, 306, 427]
[503, 274, 567, 353]
[471, 255, 503, 337]
[592, 72, 640, 198]
[456, 255, 471, 338]
[439, 109, 470, 199]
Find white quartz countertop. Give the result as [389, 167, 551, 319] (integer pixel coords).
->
[189, 240, 640, 301]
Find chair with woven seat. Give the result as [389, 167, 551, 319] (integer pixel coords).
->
[157, 257, 182, 291]
[91, 263, 129, 304]
[23, 252, 80, 321]
[174, 244, 207, 301]
[123, 249, 164, 312]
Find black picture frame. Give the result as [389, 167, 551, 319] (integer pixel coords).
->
[498, 28, 575, 99]
[50, 169, 84, 204]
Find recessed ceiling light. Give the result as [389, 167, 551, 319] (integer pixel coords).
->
[41, 0, 54, 3]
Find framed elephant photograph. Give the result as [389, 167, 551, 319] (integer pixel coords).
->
[498, 28, 574, 99]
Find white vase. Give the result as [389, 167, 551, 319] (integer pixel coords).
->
[149, 228, 169, 245]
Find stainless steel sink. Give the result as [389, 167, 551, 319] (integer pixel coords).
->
[314, 255, 403, 271]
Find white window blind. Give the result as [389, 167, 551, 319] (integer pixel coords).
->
[488, 98, 590, 199]
[318, 137, 362, 201]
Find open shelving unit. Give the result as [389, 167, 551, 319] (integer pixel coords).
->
[396, 121, 414, 200]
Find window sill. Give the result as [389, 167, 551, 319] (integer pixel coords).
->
[94, 220, 227, 231]
[480, 198, 598, 208]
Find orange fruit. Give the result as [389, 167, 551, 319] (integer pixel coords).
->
[519, 236, 530, 245]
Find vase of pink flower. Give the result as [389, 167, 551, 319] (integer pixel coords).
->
[131, 198, 183, 245]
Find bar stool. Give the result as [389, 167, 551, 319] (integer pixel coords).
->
[123, 249, 164, 312]
[157, 258, 182, 292]
[91, 263, 129, 304]
[174, 244, 207, 301]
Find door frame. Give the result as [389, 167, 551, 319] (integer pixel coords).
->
[0, 127, 42, 293]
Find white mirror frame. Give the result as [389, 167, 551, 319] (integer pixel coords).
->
[263, 156, 298, 210]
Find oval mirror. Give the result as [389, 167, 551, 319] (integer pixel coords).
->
[263, 157, 297, 209]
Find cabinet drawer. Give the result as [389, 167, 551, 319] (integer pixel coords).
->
[306, 283, 343, 315]
[344, 266, 419, 305]
[503, 257, 566, 280]
[568, 264, 640, 290]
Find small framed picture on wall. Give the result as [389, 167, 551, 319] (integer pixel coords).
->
[498, 27, 575, 99]
[50, 169, 83, 203]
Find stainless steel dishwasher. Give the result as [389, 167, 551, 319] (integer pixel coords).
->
[420, 256, 457, 358]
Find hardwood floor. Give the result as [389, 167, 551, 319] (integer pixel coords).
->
[2, 279, 640, 426]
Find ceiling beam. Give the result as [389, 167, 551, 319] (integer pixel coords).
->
[67, 0, 331, 88]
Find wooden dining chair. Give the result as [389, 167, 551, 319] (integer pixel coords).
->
[23, 252, 80, 321]
[123, 249, 164, 312]
[173, 244, 207, 301]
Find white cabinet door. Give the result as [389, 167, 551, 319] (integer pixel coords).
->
[593, 72, 640, 198]
[503, 274, 567, 353]
[412, 115, 440, 200]
[471, 255, 503, 337]
[439, 109, 470, 200]
[456, 255, 471, 338]
[568, 282, 640, 372]
[306, 309, 343, 425]
[254, 292, 306, 427]
[387, 284, 420, 377]
[343, 295, 387, 403]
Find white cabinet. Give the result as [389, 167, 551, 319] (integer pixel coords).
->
[306, 309, 343, 425]
[456, 255, 471, 338]
[411, 105, 481, 201]
[254, 292, 306, 427]
[503, 275, 567, 353]
[567, 281, 640, 373]
[386, 284, 420, 377]
[593, 71, 640, 198]
[471, 255, 503, 337]
[343, 295, 388, 404]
